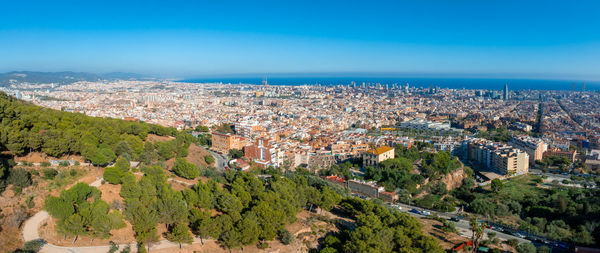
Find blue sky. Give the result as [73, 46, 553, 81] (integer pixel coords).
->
[0, 0, 599, 79]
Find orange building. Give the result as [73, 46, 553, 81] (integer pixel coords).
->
[211, 132, 247, 154]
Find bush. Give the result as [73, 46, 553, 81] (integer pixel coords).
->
[507, 238, 520, 248]
[21, 239, 46, 253]
[70, 169, 77, 176]
[8, 168, 32, 188]
[40, 161, 51, 167]
[58, 161, 70, 167]
[108, 241, 119, 253]
[279, 229, 295, 245]
[516, 242, 536, 253]
[257, 242, 270, 249]
[43, 168, 58, 180]
[204, 155, 215, 165]
[26, 195, 35, 208]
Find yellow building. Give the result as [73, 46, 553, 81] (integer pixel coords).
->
[362, 146, 395, 167]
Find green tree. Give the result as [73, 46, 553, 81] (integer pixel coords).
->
[58, 214, 87, 244]
[140, 142, 157, 165]
[470, 217, 485, 253]
[120, 173, 141, 199]
[167, 223, 193, 249]
[103, 167, 124, 184]
[114, 157, 131, 173]
[44, 196, 75, 220]
[154, 192, 188, 230]
[125, 199, 160, 252]
[172, 158, 199, 179]
[190, 210, 212, 245]
[238, 216, 260, 246]
[221, 229, 242, 253]
[229, 149, 244, 159]
[490, 178, 503, 193]
[319, 186, 341, 212]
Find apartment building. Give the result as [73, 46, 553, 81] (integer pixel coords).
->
[211, 132, 247, 154]
[543, 149, 577, 162]
[362, 146, 395, 167]
[467, 139, 529, 176]
[509, 135, 547, 164]
[234, 121, 263, 138]
[244, 138, 274, 168]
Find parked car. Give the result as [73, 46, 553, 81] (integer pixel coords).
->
[421, 210, 431, 216]
[513, 232, 526, 238]
[409, 209, 420, 214]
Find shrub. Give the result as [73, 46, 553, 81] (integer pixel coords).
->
[204, 155, 215, 165]
[279, 229, 295, 245]
[108, 241, 119, 253]
[8, 168, 32, 188]
[507, 238, 519, 248]
[257, 242, 270, 249]
[21, 239, 46, 253]
[40, 161, 51, 167]
[516, 243, 536, 253]
[58, 161, 70, 167]
[43, 168, 58, 180]
[26, 195, 35, 208]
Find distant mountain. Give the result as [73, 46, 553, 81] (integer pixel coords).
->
[0, 71, 154, 86]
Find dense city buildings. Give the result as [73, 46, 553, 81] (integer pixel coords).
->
[3, 79, 600, 175]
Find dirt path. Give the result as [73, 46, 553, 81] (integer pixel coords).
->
[21, 177, 212, 253]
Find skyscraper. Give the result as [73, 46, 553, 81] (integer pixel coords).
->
[503, 83, 510, 100]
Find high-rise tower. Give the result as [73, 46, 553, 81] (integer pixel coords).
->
[503, 83, 510, 100]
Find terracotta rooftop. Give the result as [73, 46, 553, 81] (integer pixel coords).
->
[365, 146, 394, 155]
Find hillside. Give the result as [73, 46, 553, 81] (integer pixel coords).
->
[0, 92, 176, 167]
[0, 71, 152, 87]
[0, 92, 446, 252]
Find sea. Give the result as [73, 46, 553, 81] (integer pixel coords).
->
[180, 77, 600, 91]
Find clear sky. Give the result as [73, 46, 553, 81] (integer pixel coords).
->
[1, 0, 599, 80]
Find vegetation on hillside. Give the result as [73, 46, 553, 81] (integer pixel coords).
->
[452, 175, 600, 246]
[43, 183, 126, 244]
[0, 92, 176, 165]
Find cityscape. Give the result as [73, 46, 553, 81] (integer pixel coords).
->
[1, 1, 600, 253]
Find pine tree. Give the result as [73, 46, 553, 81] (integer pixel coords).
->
[167, 223, 193, 249]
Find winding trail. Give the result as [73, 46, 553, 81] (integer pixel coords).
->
[21, 177, 210, 253]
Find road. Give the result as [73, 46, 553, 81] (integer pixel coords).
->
[391, 202, 530, 244]
[204, 147, 229, 170]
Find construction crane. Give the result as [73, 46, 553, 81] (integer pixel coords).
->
[379, 127, 398, 135]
